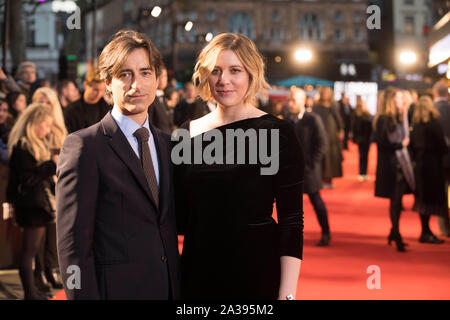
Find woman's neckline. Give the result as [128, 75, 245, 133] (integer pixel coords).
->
[188, 113, 272, 138]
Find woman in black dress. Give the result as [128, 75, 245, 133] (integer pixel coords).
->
[410, 96, 447, 244]
[7, 103, 58, 299]
[374, 88, 415, 252]
[173, 33, 304, 300]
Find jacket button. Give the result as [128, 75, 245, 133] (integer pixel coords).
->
[161, 255, 167, 262]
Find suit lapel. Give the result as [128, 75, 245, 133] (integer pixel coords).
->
[101, 112, 159, 212]
[150, 124, 170, 223]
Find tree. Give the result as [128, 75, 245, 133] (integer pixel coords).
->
[9, 0, 26, 69]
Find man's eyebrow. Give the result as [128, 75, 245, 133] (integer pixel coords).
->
[119, 67, 153, 73]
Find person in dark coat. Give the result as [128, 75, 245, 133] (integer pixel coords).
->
[338, 92, 353, 150]
[258, 87, 275, 115]
[410, 96, 447, 244]
[288, 87, 331, 246]
[148, 67, 174, 134]
[56, 30, 180, 300]
[374, 88, 415, 252]
[63, 68, 110, 134]
[313, 86, 343, 188]
[173, 82, 209, 127]
[352, 98, 373, 181]
[7, 103, 58, 300]
[433, 80, 450, 237]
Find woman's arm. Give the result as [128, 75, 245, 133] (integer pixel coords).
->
[275, 122, 305, 300]
[278, 256, 301, 300]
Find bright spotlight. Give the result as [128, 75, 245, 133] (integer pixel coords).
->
[205, 32, 213, 42]
[399, 50, 417, 65]
[151, 6, 162, 18]
[185, 21, 193, 32]
[295, 49, 313, 62]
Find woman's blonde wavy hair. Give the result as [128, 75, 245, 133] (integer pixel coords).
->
[8, 103, 54, 163]
[192, 33, 270, 106]
[373, 86, 401, 129]
[412, 95, 440, 124]
[32, 87, 67, 150]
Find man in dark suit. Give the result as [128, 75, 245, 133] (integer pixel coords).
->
[288, 87, 331, 246]
[56, 30, 180, 299]
[338, 92, 353, 150]
[433, 80, 450, 237]
[149, 67, 174, 134]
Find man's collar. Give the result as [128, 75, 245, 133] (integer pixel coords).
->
[111, 105, 150, 138]
[297, 109, 306, 120]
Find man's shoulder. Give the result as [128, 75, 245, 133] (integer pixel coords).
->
[436, 100, 450, 109]
[152, 124, 171, 142]
[64, 120, 104, 146]
[64, 98, 83, 114]
[305, 110, 323, 124]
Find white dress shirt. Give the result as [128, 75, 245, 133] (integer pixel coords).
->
[111, 106, 160, 186]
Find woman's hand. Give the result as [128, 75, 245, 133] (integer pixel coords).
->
[402, 137, 410, 148]
[0, 68, 6, 81]
[52, 154, 59, 165]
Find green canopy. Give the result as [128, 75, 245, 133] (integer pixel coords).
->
[275, 75, 334, 88]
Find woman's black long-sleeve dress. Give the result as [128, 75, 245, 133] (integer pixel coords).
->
[174, 114, 304, 299]
[7, 142, 56, 227]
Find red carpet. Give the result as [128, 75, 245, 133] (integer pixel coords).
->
[53, 142, 450, 300]
[295, 142, 450, 300]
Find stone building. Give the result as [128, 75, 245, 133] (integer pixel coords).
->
[87, 0, 372, 83]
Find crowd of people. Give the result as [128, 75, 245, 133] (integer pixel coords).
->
[0, 30, 449, 300]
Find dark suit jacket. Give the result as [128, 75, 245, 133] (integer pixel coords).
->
[149, 97, 173, 134]
[56, 112, 180, 300]
[338, 100, 352, 132]
[436, 99, 450, 168]
[291, 111, 328, 194]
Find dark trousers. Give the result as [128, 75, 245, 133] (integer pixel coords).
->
[308, 191, 330, 235]
[437, 168, 450, 235]
[343, 127, 350, 149]
[358, 143, 370, 175]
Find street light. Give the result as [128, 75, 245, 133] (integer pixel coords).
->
[151, 6, 162, 18]
[138, 4, 195, 73]
[205, 32, 214, 42]
[399, 50, 417, 65]
[184, 21, 193, 32]
[295, 49, 313, 63]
